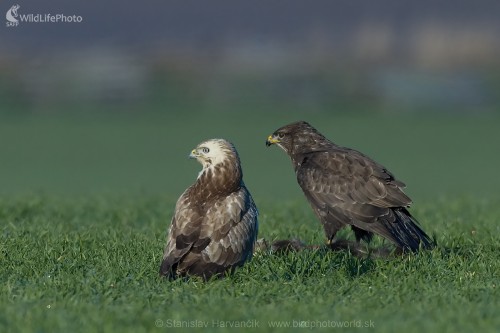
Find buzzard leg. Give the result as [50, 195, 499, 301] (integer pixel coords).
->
[320, 216, 344, 245]
[351, 226, 374, 244]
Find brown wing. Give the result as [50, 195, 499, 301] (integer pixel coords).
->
[159, 189, 205, 278]
[296, 148, 411, 242]
[185, 186, 258, 277]
[160, 185, 258, 279]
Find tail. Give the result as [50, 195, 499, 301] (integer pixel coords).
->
[384, 208, 434, 252]
[159, 254, 181, 280]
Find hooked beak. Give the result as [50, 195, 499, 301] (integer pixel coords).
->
[189, 149, 199, 159]
[266, 134, 280, 147]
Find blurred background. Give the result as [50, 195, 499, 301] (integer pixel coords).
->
[1, 0, 499, 202]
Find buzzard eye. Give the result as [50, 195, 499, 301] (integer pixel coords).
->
[278, 133, 285, 139]
[202, 147, 210, 153]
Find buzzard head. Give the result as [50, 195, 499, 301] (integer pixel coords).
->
[266, 123, 296, 152]
[266, 121, 325, 155]
[188, 138, 243, 194]
[189, 139, 239, 169]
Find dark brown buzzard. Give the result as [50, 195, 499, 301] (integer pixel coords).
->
[266, 121, 433, 252]
[160, 139, 258, 280]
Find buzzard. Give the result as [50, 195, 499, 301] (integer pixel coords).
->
[160, 139, 258, 280]
[266, 121, 433, 252]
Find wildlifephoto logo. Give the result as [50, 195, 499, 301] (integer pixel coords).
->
[5, 4, 83, 27]
[5, 4, 19, 26]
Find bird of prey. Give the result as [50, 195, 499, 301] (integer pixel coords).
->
[160, 139, 258, 280]
[266, 121, 433, 252]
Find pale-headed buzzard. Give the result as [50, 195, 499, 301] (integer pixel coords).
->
[160, 139, 258, 279]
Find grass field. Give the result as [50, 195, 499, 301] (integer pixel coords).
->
[1, 111, 500, 332]
[1, 196, 499, 333]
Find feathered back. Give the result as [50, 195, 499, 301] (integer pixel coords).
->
[267, 121, 433, 252]
[160, 138, 258, 280]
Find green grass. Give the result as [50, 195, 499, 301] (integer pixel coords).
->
[1, 195, 499, 333]
[1, 111, 499, 332]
